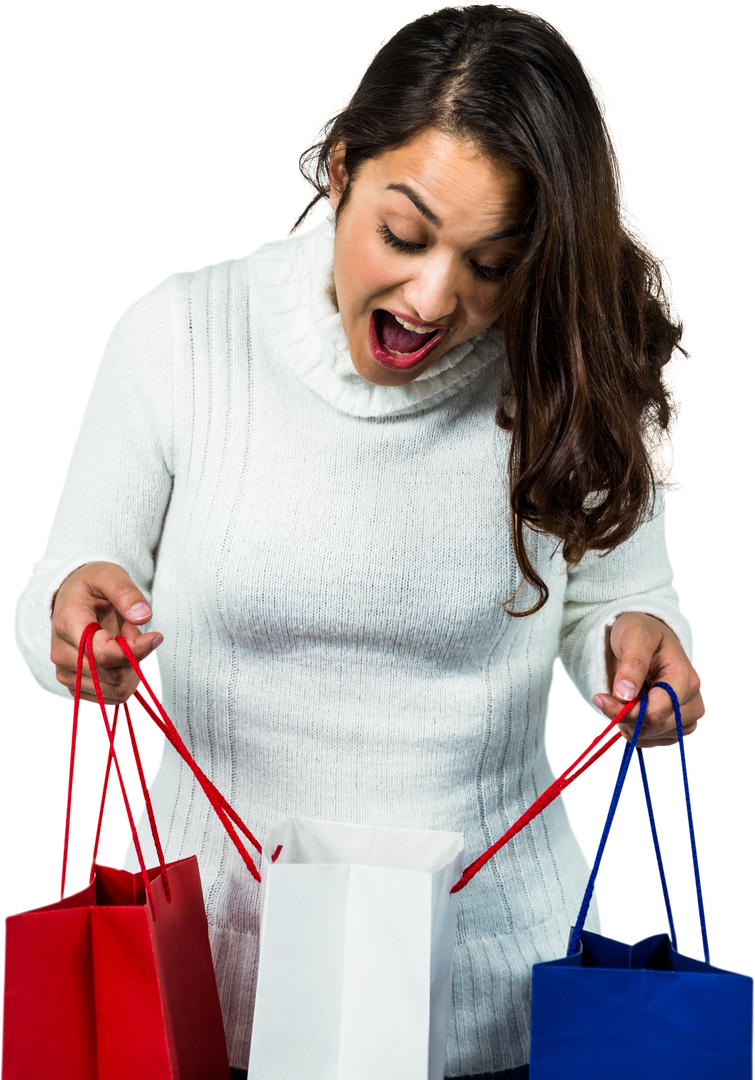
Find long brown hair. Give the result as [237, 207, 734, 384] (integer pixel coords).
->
[294, 6, 683, 615]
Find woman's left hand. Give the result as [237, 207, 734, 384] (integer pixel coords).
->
[591, 612, 704, 747]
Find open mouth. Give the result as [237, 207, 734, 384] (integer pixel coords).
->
[369, 309, 451, 371]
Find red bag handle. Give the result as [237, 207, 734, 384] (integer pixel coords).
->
[62, 623, 167, 918]
[63, 626, 640, 901]
[59, 626, 265, 911]
[450, 695, 641, 892]
[113, 634, 263, 877]
[89, 701, 171, 894]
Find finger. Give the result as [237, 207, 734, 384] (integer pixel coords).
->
[51, 626, 163, 681]
[88, 622, 164, 687]
[52, 562, 154, 651]
[625, 646, 703, 739]
[65, 673, 133, 708]
[55, 630, 159, 701]
[592, 688, 703, 745]
[634, 683, 686, 733]
[637, 685, 704, 740]
[116, 618, 163, 655]
[592, 692, 645, 727]
[52, 633, 162, 705]
[592, 688, 695, 727]
[609, 626, 661, 708]
[58, 656, 138, 708]
[82, 561, 154, 625]
[635, 717, 698, 748]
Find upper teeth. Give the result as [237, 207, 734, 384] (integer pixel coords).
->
[394, 315, 436, 334]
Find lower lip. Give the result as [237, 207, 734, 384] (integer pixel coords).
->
[368, 310, 449, 371]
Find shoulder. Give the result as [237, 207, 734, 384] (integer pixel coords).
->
[116, 216, 333, 338]
[167, 216, 332, 315]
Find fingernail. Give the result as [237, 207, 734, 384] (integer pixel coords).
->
[592, 695, 603, 708]
[152, 634, 164, 649]
[615, 679, 638, 700]
[128, 602, 151, 620]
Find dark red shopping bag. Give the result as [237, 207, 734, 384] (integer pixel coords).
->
[3, 624, 263, 1080]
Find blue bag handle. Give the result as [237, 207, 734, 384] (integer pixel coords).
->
[566, 683, 709, 963]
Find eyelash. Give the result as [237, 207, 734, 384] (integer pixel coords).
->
[376, 223, 510, 282]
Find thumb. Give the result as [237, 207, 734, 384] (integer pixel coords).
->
[94, 563, 152, 625]
[73, 560, 153, 627]
[613, 660, 648, 704]
[85, 561, 163, 668]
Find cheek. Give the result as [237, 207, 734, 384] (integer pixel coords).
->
[337, 232, 397, 310]
[358, 252, 388, 301]
[464, 285, 506, 331]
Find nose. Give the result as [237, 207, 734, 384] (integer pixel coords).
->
[403, 253, 459, 324]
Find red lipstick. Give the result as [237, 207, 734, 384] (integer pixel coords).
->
[368, 309, 451, 371]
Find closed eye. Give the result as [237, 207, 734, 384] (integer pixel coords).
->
[377, 223, 510, 282]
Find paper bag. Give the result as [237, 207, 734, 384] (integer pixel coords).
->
[247, 816, 464, 1080]
[530, 927, 752, 1079]
[2, 624, 257, 1080]
[3, 858, 229, 1080]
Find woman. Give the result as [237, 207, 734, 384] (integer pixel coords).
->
[16, 6, 703, 1078]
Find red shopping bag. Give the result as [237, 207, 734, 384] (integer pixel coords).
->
[2, 624, 262, 1080]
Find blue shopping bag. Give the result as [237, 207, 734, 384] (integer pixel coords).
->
[530, 683, 753, 1079]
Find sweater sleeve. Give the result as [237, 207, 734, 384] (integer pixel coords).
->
[558, 494, 692, 702]
[15, 274, 178, 696]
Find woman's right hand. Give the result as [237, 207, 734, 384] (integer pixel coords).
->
[51, 561, 163, 704]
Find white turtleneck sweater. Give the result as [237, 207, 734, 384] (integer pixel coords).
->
[16, 215, 691, 1074]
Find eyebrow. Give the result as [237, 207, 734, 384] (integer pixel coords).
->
[386, 182, 527, 241]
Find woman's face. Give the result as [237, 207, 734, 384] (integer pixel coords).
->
[328, 128, 529, 387]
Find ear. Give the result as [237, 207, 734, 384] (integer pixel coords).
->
[328, 142, 348, 213]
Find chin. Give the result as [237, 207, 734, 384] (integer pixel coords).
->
[351, 353, 426, 386]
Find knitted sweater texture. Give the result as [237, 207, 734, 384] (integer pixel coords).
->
[16, 216, 691, 1073]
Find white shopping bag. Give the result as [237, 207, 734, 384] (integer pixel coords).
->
[247, 816, 465, 1080]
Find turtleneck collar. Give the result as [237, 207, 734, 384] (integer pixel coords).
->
[247, 213, 505, 419]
